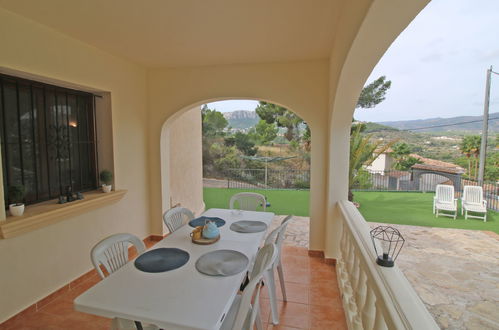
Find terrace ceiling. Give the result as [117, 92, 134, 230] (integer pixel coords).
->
[0, 0, 348, 68]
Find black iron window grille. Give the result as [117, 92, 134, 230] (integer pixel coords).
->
[0, 74, 98, 206]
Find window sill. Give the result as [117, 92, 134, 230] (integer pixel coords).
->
[0, 189, 127, 239]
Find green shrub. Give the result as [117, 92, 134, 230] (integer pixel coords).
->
[294, 180, 310, 189]
[8, 185, 25, 205]
[99, 170, 113, 185]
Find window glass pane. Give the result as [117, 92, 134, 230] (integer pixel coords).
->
[46, 90, 61, 197]
[78, 96, 91, 189]
[2, 80, 22, 190]
[56, 92, 71, 193]
[67, 94, 81, 191]
[33, 87, 49, 201]
[18, 84, 37, 202]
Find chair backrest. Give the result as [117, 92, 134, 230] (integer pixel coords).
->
[264, 215, 292, 262]
[91, 233, 145, 279]
[163, 207, 195, 233]
[435, 184, 455, 203]
[233, 244, 277, 330]
[229, 192, 266, 211]
[463, 185, 484, 204]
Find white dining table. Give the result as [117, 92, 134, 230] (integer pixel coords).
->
[74, 208, 275, 330]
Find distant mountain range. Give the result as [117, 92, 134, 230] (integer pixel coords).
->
[223, 110, 259, 129]
[222, 110, 499, 134]
[377, 112, 499, 133]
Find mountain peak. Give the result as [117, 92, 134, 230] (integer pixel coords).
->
[222, 110, 258, 120]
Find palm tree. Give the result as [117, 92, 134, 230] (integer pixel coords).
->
[460, 137, 473, 178]
[460, 136, 481, 179]
[349, 124, 396, 201]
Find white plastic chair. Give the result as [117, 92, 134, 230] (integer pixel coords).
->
[229, 192, 266, 211]
[433, 184, 457, 219]
[461, 185, 487, 222]
[91, 234, 157, 330]
[220, 244, 278, 330]
[263, 215, 293, 325]
[162, 207, 195, 233]
[91, 233, 145, 279]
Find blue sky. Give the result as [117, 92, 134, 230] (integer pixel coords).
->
[209, 0, 499, 122]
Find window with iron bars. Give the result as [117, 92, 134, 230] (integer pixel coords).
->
[0, 74, 98, 206]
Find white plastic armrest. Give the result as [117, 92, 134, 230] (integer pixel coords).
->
[454, 199, 458, 206]
[483, 200, 487, 207]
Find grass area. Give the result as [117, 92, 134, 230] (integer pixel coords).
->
[203, 188, 310, 216]
[354, 191, 499, 234]
[203, 188, 499, 233]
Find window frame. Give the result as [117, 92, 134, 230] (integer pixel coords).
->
[0, 73, 99, 206]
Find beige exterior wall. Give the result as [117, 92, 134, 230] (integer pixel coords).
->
[0, 8, 150, 322]
[166, 106, 204, 220]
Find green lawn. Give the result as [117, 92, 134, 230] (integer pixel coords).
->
[355, 191, 498, 233]
[203, 188, 499, 233]
[203, 188, 310, 216]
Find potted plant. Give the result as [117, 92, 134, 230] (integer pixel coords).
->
[100, 169, 113, 193]
[8, 185, 26, 216]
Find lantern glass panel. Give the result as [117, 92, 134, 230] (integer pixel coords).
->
[370, 226, 405, 267]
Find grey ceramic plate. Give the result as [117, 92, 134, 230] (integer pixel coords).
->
[230, 220, 268, 233]
[189, 216, 226, 228]
[134, 248, 189, 273]
[195, 250, 249, 276]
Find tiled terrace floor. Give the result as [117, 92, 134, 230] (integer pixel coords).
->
[274, 215, 499, 330]
[2, 228, 346, 330]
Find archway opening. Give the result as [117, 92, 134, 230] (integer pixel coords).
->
[160, 98, 312, 248]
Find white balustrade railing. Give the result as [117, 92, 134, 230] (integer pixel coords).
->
[336, 200, 438, 330]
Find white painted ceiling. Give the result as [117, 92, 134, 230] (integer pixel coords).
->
[0, 0, 344, 68]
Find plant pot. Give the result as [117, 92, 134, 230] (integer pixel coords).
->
[9, 203, 25, 217]
[102, 184, 112, 193]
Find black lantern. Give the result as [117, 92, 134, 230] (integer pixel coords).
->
[370, 226, 405, 267]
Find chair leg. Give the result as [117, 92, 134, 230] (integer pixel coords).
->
[264, 269, 279, 325]
[277, 261, 287, 302]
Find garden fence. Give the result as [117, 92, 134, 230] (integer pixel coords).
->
[352, 170, 498, 211]
[224, 168, 310, 190]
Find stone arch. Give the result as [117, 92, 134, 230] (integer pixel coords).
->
[411, 170, 462, 192]
[147, 61, 330, 248]
[325, 1, 430, 257]
[157, 94, 322, 241]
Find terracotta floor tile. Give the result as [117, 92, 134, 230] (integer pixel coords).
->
[309, 286, 342, 307]
[283, 268, 310, 284]
[309, 305, 347, 330]
[17, 311, 66, 328]
[281, 255, 310, 270]
[267, 324, 305, 329]
[274, 301, 310, 329]
[261, 282, 309, 305]
[260, 298, 272, 324]
[282, 246, 309, 257]
[39, 297, 75, 316]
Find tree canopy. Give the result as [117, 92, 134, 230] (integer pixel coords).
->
[255, 102, 304, 141]
[202, 105, 228, 136]
[391, 142, 421, 170]
[356, 76, 392, 109]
